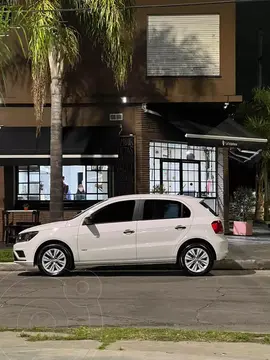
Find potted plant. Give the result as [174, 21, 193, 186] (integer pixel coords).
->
[151, 184, 168, 194]
[23, 203, 29, 211]
[230, 187, 255, 236]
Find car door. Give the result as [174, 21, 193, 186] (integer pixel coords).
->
[77, 199, 137, 264]
[136, 199, 192, 262]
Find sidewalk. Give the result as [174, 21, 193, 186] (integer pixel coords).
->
[227, 222, 270, 241]
[214, 223, 270, 270]
[0, 332, 269, 360]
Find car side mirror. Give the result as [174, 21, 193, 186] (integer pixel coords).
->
[83, 215, 94, 226]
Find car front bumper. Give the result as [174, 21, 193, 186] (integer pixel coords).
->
[13, 243, 35, 269]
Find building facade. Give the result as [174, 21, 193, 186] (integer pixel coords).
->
[0, 0, 246, 240]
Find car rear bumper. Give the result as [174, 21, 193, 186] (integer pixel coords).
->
[215, 236, 229, 261]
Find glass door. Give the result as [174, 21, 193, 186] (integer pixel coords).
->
[160, 160, 201, 197]
[160, 160, 181, 194]
[181, 161, 201, 198]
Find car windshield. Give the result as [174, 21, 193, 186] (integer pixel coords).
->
[71, 199, 108, 220]
[200, 200, 218, 217]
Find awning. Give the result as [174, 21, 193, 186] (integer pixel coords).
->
[185, 133, 267, 150]
[173, 117, 268, 163]
[143, 103, 267, 164]
[0, 126, 120, 165]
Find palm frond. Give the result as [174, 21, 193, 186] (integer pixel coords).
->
[23, 0, 79, 133]
[244, 89, 270, 162]
[91, 0, 135, 87]
[246, 115, 270, 137]
[252, 87, 270, 109]
[2, 0, 134, 129]
[70, 0, 135, 87]
[24, 0, 56, 131]
[0, 6, 13, 81]
[53, 25, 80, 68]
[0, 4, 26, 100]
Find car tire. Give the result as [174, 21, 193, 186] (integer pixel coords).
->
[37, 244, 72, 277]
[180, 243, 214, 276]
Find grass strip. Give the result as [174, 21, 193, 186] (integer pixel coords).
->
[0, 249, 13, 262]
[18, 327, 270, 349]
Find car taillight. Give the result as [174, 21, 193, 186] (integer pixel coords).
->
[211, 220, 223, 234]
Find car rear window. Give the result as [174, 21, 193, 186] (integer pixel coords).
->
[143, 200, 191, 220]
[200, 201, 218, 216]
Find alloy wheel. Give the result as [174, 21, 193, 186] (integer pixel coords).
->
[41, 248, 67, 276]
[184, 247, 210, 274]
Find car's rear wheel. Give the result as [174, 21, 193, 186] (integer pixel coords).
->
[180, 243, 214, 276]
[37, 244, 72, 276]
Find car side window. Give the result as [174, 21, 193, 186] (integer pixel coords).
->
[143, 200, 191, 220]
[91, 200, 135, 224]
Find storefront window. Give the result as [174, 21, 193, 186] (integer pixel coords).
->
[17, 165, 109, 201]
[149, 142, 216, 198]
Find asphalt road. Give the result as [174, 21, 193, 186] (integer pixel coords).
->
[0, 269, 270, 332]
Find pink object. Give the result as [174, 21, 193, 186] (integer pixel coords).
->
[207, 180, 212, 193]
[233, 221, 253, 236]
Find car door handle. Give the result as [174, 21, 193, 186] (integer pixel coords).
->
[123, 229, 135, 235]
[175, 225, 186, 230]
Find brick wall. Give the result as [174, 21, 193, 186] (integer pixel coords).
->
[134, 105, 185, 194]
[134, 107, 149, 193]
[134, 106, 228, 229]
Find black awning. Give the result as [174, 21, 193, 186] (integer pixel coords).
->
[182, 117, 267, 163]
[144, 103, 267, 164]
[0, 126, 120, 165]
[185, 133, 267, 150]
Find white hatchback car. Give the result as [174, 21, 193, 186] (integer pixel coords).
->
[13, 194, 228, 277]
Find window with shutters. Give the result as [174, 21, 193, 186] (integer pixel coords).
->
[147, 14, 220, 77]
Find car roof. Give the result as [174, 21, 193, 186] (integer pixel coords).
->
[107, 194, 203, 204]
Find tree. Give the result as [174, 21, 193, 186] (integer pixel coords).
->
[4, 0, 135, 221]
[237, 87, 270, 221]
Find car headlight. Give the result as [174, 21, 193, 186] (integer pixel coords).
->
[16, 231, 39, 243]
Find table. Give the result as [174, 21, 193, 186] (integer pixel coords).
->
[2, 210, 40, 244]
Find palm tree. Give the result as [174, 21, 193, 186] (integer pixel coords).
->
[4, 1, 135, 221]
[237, 87, 270, 221]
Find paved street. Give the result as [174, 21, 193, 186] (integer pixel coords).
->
[0, 270, 270, 332]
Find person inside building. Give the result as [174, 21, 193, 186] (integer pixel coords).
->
[62, 176, 69, 200]
[75, 183, 86, 200]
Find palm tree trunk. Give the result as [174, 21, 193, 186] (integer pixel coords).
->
[49, 49, 64, 222]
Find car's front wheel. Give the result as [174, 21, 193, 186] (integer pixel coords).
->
[180, 243, 214, 276]
[37, 244, 72, 276]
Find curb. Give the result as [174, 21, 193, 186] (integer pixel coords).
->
[0, 260, 270, 271]
[214, 259, 270, 270]
[0, 263, 26, 271]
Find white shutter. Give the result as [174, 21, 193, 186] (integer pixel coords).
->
[147, 15, 220, 77]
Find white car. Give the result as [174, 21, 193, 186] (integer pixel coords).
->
[13, 194, 228, 277]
